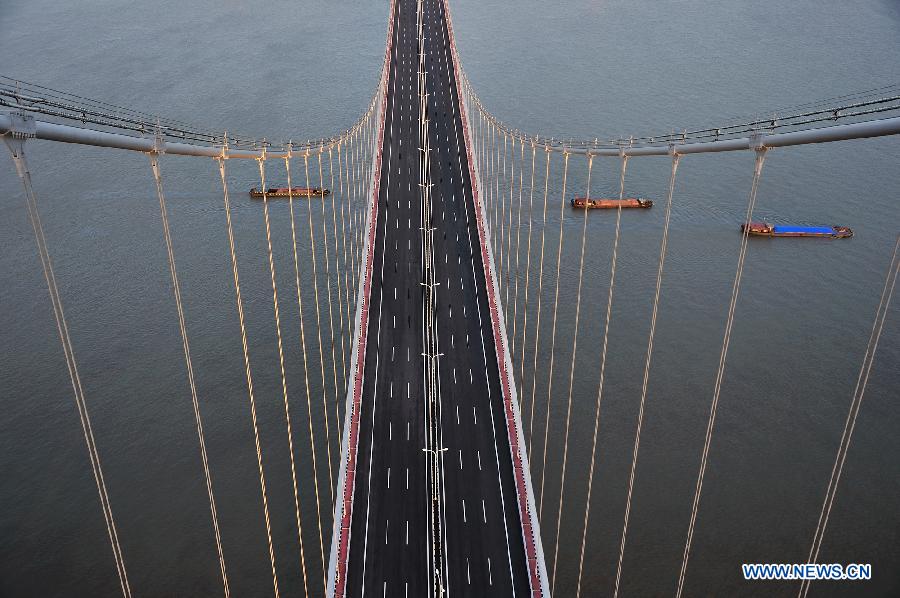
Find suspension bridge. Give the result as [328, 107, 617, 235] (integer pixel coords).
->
[2, 0, 899, 596]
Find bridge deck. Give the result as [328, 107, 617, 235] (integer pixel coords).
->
[334, 0, 539, 595]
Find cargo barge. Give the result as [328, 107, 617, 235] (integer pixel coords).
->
[571, 197, 652, 209]
[249, 187, 330, 198]
[741, 222, 853, 238]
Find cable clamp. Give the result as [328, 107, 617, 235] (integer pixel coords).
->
[667, 143, 680, 157]
[2, 111, 36, 140]
[149, 123, 166, 156]
[749, 131, 767, 152]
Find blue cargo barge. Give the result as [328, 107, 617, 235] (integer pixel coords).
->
[742, 222, 853, 238]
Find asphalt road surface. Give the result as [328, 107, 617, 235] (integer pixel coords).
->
[345, 0, 530, 595]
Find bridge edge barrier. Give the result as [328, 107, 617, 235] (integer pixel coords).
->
[327, 0, 398, 595]
[440, 0, 552, 596]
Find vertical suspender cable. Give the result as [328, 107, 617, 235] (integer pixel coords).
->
[504, 135, 518, 324]
[498, 132, 509, 294]
[319, 150, 343, 449]
[329, 146, 348, 404]
[575, 155, 629, 598]
[215, 156, 280, 598]
[538, 151, 569, 517]
[492, 126, 501, 257]
[527, 147, 552, 458]
[551, 154, 593, 592]
[353, 127, 363, 288]
[503, 135, 516, 321]
[486, 121, 495, 249]
[486, 122, 494, 248]
[799, 235, 899, 598]
[487, 123, 497, 253]
[518, 142, 537, 420]
[348, 130, 360, 296]
[305, 152, 337, 513]
[285, 155, 326, 588]
[256, 156, 310, 595]
[510, 138, 528, 380]
[302, 153, 329, 582]
[149, 154, 229, 597]
[675, 147, 768, 598]
[614, 153, 682, 598]
[5, 137, 132, 598]
[479, 109, 488, 194]
[337, 141, 352, 391]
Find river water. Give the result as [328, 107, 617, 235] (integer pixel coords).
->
[1, 0, 898, 596]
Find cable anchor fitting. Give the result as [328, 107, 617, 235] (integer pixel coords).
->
[2, 111, 36, 178]
[749, 131, 768, 153]
[218, 130, 230, 161]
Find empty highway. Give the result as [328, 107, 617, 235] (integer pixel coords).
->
[341, 0, 532, 595]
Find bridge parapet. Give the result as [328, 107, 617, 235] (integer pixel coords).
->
[442, 0, 551, 595]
